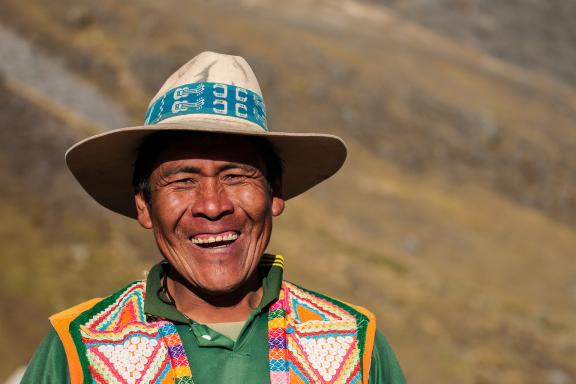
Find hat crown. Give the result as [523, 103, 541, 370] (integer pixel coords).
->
[150, 51, 263, 106]
[144, 51, 267, 131]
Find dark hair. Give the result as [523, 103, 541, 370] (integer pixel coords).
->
[132, 131, 283, 204]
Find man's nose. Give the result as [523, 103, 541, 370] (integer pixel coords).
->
[190, 178, 234, 220]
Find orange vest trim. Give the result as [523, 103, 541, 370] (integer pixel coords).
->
[49, 298, 102, 384]
[351, 305, 377, 384]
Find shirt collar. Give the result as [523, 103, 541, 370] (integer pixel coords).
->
[144, 254, 284, 323]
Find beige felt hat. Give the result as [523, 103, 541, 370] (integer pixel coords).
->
[66, 51, 347, 218]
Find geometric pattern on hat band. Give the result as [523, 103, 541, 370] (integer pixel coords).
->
[144, 81, 268, 131]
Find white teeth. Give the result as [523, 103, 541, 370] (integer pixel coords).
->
[191, 233, 238, 245]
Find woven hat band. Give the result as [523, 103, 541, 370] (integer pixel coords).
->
[144, 82, 268, 131]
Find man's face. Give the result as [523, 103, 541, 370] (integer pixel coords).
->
[135, 135, 284, 295]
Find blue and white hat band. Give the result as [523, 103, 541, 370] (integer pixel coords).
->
[144, 82, 268, 131]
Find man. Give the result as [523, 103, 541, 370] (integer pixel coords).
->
[23, 52, 405, 383]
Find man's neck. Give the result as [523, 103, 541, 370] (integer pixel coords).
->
[165, 270, 263, 324]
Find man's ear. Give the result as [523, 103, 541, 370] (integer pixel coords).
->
[271, 195, 285, 217]
[270, 179, 285, 217]
[135, 192, 153, 229]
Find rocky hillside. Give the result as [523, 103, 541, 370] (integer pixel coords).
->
[0, 0, 575, 383]
[0, 77, 155, 378]
[366, 0, 576, 86]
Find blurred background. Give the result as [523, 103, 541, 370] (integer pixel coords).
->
[1, 0, 575, 383]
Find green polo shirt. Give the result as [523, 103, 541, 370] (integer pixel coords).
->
[22, 261, 405, 383]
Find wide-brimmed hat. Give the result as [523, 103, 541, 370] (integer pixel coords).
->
[66, 51, 347, 218]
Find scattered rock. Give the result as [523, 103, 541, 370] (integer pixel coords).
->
[64, 6, 94, 29]
[547, 369, 572, 384]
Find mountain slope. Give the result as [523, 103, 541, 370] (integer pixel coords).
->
[0, 0, 575, 382]
[364, 0, 576, 87]
[0, 78, 154, 378]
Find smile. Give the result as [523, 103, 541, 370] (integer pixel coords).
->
[190, 231, 239, 248]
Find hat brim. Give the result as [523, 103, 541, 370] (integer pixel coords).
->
[65, 121, 347, 219]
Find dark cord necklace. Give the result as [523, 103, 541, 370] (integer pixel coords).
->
[156, 262, 196, 326]
[157, 261, 177, 306]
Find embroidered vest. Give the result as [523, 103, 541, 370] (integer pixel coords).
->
[50, 277, 376, 384]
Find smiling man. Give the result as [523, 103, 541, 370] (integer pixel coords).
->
[22, 52, 405, 383]
[134, 133, 284, 324]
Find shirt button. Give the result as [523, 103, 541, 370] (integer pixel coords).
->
[201, 334, 212, 340]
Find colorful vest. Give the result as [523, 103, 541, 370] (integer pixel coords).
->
[50, 278, 376, 384]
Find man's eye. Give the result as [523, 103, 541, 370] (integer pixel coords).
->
[223, 174, 247, 182]
[173, 178, 196, 184]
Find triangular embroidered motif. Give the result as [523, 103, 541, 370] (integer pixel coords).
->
[86, 285, 146, 333]
[114, 299, 139, 330]
[87, 336, 169, 383]
[269, 282, 364, 384]
[75, 282, 193, 384]
[289, 363, 309, 384]
[298, 334, 356, 382]
[293, 300, 327, 322]
[287, 284, 349, 321]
